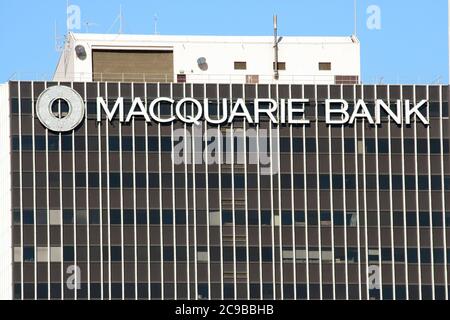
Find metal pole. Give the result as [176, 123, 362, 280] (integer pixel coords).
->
[354, 0, 357, 36]
[274, 15, 279, 80]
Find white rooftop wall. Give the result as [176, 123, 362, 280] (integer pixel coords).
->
[54, 33, 360, 84]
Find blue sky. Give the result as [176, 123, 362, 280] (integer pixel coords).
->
[0, 0, 448, 83]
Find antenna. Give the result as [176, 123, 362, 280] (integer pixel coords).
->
[119, 5, 123, 34]
[353, 0, 357, 36]
[154, 14, 158, 35]
[54, 21, 65, 52]
[84, 21, 99, 33]
[108, 5, 124, 34]
[273, 15, 283, 81]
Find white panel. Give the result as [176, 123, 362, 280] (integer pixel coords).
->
[37, 248, 49, 263]
[0, 83, 12, 300]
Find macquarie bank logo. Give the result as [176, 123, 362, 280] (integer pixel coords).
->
[36, 85, 430, 133]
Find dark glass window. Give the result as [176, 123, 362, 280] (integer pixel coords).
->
[148, 137, 159, 152]
[23, 210, 34, 225]
[261, 211, 272, 225]
[43, 137, 57, 152]
[379, 175, 390, 190]
[175, 210, 186, 224]
[149, 210, 160, 224]
[163, 247, 174, 261]
[123, 210, 134, 225]
[393, 212, 403, 226]
[431, 176, 442, 190]
[292, 138, 303, 152]
[404, 139, 414, 154]
[262, 247, 272, 262]
[394, 248, 405, 262]
[110, 210, 121, 224]
[365, 139, 375, 153]
[23, 247, 34, 262]
[405, 176, 415, 190]
[109, 137, 119, 151]
[236, 247, 247, 262]
[280, 138, 291, 153]
[222, 211, 232, 224]
[319, 175, 330, 190]
[248, 211, 258, 225]
[417, 139, 428, 154]
[122, 136, 133, 152]
[419, 212, 430, 227]
[89, 210, 100, 225]
[432, 212, 443, 227]
[293, 174, 304, 189]
[418, 176, 429, 190]
[332, 175, 343, 189]
[407, 248, 418, 263]
[345, 175, 356, 189]
[333, 211, 344, 226]
[162, 210, 173, 225]
[307, 211, 318, 225]
[35, 136, 46, 151]
[111, 246, 122, 262]
[235, 211, 245, 225]
[63, 246, 74, 262]
[161, 137, 172, 152]
[406, 212, 417, 227]
[378, 139, 389, 153]
[294, 211, 305, 224]
[392, 175, 403, 190]
[281, 211, 292, 225]
[305, 138, 316, 152]
[234, 174, 245, 189]
[281, 174, 291, 189]
[344, 139, 355, 153]
[63, 210, 73, 224]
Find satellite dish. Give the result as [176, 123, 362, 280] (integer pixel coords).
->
[75, 45, 87, 60]
[197, 57, 208, 71]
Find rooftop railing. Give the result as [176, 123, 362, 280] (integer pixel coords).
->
[8, 72, 445, 85]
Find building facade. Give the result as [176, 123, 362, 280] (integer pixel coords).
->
[52, 33, 360, 84]
[1, 80, 449, 300]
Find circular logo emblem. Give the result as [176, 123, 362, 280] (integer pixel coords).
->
[36, 86, 85, 132]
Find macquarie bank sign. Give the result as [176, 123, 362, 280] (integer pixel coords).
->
[36, 86, 430, 133]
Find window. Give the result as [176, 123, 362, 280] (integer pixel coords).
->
[222, 211, 232, 224]
[149, 210, 160, 224]
[282, 211, 293, 225]
[262, 247, 272, 262]
[261, 211, 272, 225]
[234, 61, 247, 70]
[23, 210, 34, 225]
[23, 247, 34, 262]
[110, 210, 121, 224]
[305, 138, 316, 152]
[319, 175, 330, 190]
[163, 210, 173, 225]
[175, 210, 186, 225]
[163, 247, 173, 261]
[295, 211, 305, 225]
[89, 210, 100, 225]
[273, 62, 286, 70]
[63, 246, 74, 262]
[319, 62, 332, 71]
[123, 210, 134, 225]
[248, 211, 258, 225]
[235, 211, 246, 225]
